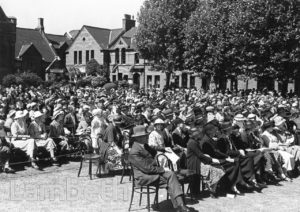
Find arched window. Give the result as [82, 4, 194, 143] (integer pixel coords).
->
[115, 48, 119, 64]
[121, 48, 126, 64]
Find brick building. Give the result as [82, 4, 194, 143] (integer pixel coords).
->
[0, 6, 16, 80]
[15, 18, 71, 80]
[66, 14, 203, 89]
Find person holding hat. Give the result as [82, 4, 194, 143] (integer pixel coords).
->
[128, 125, 194, 212]
[28, 111, 57, 163]
[11, 111, 39, 169]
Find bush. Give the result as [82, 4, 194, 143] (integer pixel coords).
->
[2, 74, 20, 87]
[76, 76, 92, 87]
[130, 83, 139, 91]
[19, 72, 43, 87]
[91, 76, 108, 88]
[117, 80, 129, 88]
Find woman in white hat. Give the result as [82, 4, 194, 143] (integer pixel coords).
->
[90, 109, 107, 153]
[11, 111, 38, 168]
[28, 111, 57, 162]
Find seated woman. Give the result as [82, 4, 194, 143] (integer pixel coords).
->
[187, 128, 225, 198]
[10, 111, 38, 168]
[28, 111, 57, 163]
[260, 121, 288, 181]
[91, 109, 107, 154]
[0, 120, 15, 173]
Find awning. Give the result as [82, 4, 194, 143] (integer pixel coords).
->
[130, 65, 145, 73]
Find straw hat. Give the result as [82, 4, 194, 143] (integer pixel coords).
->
[52, 110, 64, 120]
[154, 118, 164, 125]
[92, 109, 102, 117]
[14, 111, 26, 119]
[33, 111, 44, 119]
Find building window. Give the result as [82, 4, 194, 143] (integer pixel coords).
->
[115, 49, 119, 64]
[74, 51, 77, 64]
[79, 51, 82, 64]
[134, 53, 139, 64]
[112, 75, 116, 82]
[91, 50, 94, 59]
[147, 75, 152, 88]
[121, 48, 126, 64]
[123, 75, 128, 81]
[175, 76, 179, 88]
[190, 76, 195, 88]
[86, 50, 89, 63]
[182, 73, 188, 88]
[118, 73, 123, 80]
[155, 75, 160, 88]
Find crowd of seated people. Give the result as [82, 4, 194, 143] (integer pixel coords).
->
[1, 84, 300, 210]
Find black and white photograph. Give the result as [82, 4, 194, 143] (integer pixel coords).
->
[0, 0, 300, 211]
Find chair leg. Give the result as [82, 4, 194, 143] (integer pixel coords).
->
[89, 159, 92, 180]
[182, 184, 185, 204]
[147, 186, 150, 212]
[128, 165, 132, 181]
[120, 165, 125, 184]
[128, 187, 135, 211]
[139, 188, 143, 206]
[78, 158, 83, 177]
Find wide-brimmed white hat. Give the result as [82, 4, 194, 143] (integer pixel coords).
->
[33, 111, 44, 119]
[234, 114, 246, 122]
[52, 110, 64, 120]
[92, 109, 102, 117]
[14, 111, 26, 119]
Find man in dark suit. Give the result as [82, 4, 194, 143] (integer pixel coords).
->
[128, 125, 193, 212]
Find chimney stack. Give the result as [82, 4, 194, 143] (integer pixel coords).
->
[36, 18, 44, 32]
[122, 14, 136, 31]
[8, 17, 17, 25]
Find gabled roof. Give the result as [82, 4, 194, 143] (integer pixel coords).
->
[16, 27, 57, 62]
[123, 27, 137, 38]
[18, 43, 42, 58]
[84, 25, 112, 49]
[110, 28, 123, 44]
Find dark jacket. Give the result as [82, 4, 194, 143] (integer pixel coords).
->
[187, 138, 212, 175]
[200, 135, 228, 160]
[128, 142, 165, 186]
[172, 128, 189, 148]
[217, 137, 240, 158]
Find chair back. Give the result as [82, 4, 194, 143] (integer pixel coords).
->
[156, 153, 174, 171]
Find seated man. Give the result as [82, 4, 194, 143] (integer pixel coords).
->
[128, 125, 193, 212]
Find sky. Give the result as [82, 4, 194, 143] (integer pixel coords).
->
[0, 0, 145, 34]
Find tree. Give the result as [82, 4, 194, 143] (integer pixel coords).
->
[86, 59, 110, 81]
[136, 0, 198, 89]
[184, 0, 300, 92]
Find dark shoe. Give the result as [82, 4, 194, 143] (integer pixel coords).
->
[176, 205, 191, 212]
[239, 183, 254, 191]
[4, 167, 15, 174]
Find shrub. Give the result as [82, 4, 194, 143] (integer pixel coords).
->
[2, 74, 20, 87]
[19, 72, 43, 87]
[91, 76, 108, 88]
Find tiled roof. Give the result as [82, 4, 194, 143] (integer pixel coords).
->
[16, 28, 56, 62]
[46, 33, 69, 48]
[69, 30, 79, 38]
[109, 28, 123, 44]
[84, 25, 112, 49]
[123, 27, 137, 38]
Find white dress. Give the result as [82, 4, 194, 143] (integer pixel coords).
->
[262, 131, 295, 171]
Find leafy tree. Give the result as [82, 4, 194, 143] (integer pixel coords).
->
[91, 76, 107, 87]
[136, 0, 198, 89]
[86, 59, 109, 81]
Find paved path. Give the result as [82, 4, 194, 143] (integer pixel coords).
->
[1, 161, 300, 212]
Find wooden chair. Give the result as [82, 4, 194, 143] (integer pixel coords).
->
[128, 164, 160, 212]
[77, 153, 101, 180]
[156, 153, 196, 202]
